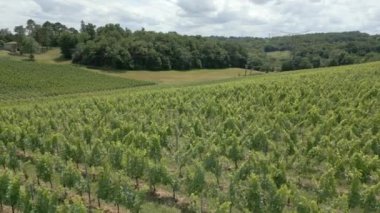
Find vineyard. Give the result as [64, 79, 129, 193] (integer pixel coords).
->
[0, 62, 379, 212]
[0, 59, 152, 101]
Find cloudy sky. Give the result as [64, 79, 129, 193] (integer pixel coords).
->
[0, 0, 379, 37]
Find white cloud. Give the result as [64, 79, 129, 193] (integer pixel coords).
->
[0, 0, 379, 37]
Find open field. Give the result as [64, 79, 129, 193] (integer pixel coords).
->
[266, 50, 292, 60]
[0, 61, 379, 212]
[0, 48, 70, 64]
[1, 49, 263, 85]
[92, 68, 262, 84]
[266, 50, 292, 71]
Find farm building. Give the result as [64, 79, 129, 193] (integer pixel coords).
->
[3, 41, 18, 53]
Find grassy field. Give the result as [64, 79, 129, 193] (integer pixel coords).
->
[1, 49, 263, 85]
[0, 48, 70, 64]
[266, 50, 292, 71]
[91, 68, 262, 84]
[0, 59, 153, 101]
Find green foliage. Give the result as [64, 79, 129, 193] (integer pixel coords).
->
[147, 162, 169, 192]
[0, 62, 378, 212]
[269, 185, 290, 213]
[72, 25, 248, 70]
[362, 184, 380, 212]
[296, 195, 319, 213]
[60, 161, 81, 188]
[0, 172, 10, 208]
[125, 148, 147, 187]
[57, 195, 86, 213]
[348, 171, 362, 208]
[59, 32, 78, 59]
[21, 37, 40, 59]
[186, 164, 206, 196]
[34, 188, 58, 213]
[246, 174, 263, 212]
[97, 167, 113, 202]
[6, 176, 21, 212]
[35, 153, 54, 185]
[318, 169, 337, 202]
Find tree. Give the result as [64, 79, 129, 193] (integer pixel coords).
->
[7, 144, 19, 171]
[318, 169, 337, 202]
[20, 185, 34, 213]
[109, 142, 124, 170]
[248, 55, 264, 70]
[246, 174, 263, 213]
[6, 177, 21, 213]
[203, 146, 222, 185]
[168, 175, 180, 200]
[88, 141, 105, 167]
[97, 167, 113, 207]
[0, 28, 14, 42]
[186, 164, 206, 212]
[226, 135, 244, 169]
[125, 148, 147, 188]
[57, 195, 86, 213]
[281, 60, 294, 71]
[35, 154, 54, 188]
[80, 21, 96, 40]
[14, 25, 25, 43]
[0, 172, 10, 211]
[60, 161, 81, 189]
[26, 19, 37, 36]
[59, 32, 78, 59]
[296, 195, 319, 213]
[147, 162, 169, 193]
[21, 37, 40, 60]
[0, 142, 7, 169]
[34, 188, 58, 213]
[362, 184, 379, 212]
[122, 187, 144, 213]
[348, 171, 362, 209]
[268, 185, 290, 213]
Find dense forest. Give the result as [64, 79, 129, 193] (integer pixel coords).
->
[1, 20, 380, 71]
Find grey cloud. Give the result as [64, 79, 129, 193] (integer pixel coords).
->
[177, 0, 218, 16]
[249, 0, 276, 5]
[1, 0, 379, 37]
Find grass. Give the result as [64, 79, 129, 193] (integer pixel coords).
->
[0, 59, 153, 101]
[34, 48, 71, 64]
[1, 49, 264, 84]
[266, 50, 292, 71]
[90, 68, 262, 84]
[0, 48, 70, 64]
[266, 50, 292, 60]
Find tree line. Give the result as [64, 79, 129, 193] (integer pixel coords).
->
[1, 20, 380, 71]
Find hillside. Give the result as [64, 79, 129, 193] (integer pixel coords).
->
[0, 59, 153, 101]
[0, 62, 379, 212]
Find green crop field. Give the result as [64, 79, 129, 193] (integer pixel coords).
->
[0, 61, 379, 212]
[0, 59, 153, 101]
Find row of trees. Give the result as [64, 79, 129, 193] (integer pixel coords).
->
[62, 23, 249, 70]
[1, 20, 380, 71]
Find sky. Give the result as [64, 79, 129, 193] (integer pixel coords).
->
[0, 0, 379, 37]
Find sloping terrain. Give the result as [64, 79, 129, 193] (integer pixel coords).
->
[0, 62, 379, 212]
[0, 59, 153, 101]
